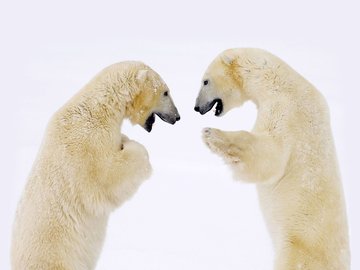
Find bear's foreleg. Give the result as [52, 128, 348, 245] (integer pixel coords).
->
[85, 138, 152, 215]
[202, 128, 288, 183]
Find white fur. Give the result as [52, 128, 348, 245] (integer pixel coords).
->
[10, 61, 173, 269]
[199, 48, 350, 269]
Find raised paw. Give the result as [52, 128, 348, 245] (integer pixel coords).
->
[202, 127, 212, 136]
[202, 128, 251, 163]
[202, 127, 229, 154]
[122, 140, 149, 159]
[202, 127, 224, 139]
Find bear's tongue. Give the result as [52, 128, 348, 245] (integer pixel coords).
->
[144, 113, 155, 132]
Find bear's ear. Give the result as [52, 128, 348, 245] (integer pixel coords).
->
[221, 54, 234, 66]
[136, 69, 148, 83]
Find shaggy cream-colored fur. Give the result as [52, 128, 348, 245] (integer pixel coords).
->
[11, 61, 179, 270]
[195, 48, 350, 270]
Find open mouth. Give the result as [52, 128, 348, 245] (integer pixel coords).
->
[214, 99, 223, 116]
[196, 98, 223, 116]
[144, 113, 155, 132]
[143, 112, 180, 132]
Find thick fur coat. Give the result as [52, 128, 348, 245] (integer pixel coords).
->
[11, 62, 179, 270]
[195, 48, 350, 270]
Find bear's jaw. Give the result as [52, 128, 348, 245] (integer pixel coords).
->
[195, 98, 223, 116]
[142, 111, 180, 132]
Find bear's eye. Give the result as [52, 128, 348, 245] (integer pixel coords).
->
[163, 91, 168, 97]
[203, 80, 209, 86]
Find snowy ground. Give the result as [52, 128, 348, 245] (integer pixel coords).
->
[1, 0, 359, 269]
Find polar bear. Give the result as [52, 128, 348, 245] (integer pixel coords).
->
[194, 48, 350, 270]
[11, 61, 180, 270]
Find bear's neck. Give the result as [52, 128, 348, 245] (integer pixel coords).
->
[61, 79, 136, 131]
[247, 77, 293, 134]
[253, 97, 288, 134]
[242, 60, 301, 107]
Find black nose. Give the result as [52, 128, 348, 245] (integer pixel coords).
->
[194, 106, 200, 112]
[176, 116, 181, 121]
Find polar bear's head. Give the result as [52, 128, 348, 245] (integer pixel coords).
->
[194, 48, 278, 116]
[126, 66, 180, 132]
[194, 49, 250, 117]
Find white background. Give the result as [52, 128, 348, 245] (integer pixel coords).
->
[1, 0, 359, 269]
